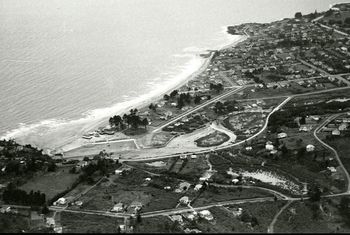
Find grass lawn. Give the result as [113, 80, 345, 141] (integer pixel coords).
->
[325, 137, 350, 172]
[274, 198, 350, 233]
[191, 187, 271, 207]
[0, 213, 29, 233]
[60, 212, 123, 233]
[133, 216, 183, 233]
[77, 169, 182, 213]
[19, 166, 80, 201]
[195, 131, 230, 147]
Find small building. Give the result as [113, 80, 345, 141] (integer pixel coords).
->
[332, 129, 341, 136]
[111, 202, 124, 212]
[277, 132, 287, 139]
[179, 196, 190, 205]
[54, 198, 66, 206]
[265, 144, 274, 151]
[170, 215, 184, 225]
[74, 201, 83, 206]
[232, 208, 243, 217]
[190, 154, 197, 159]
[327, 167, 337, 173]
[198, 210, 214, 221]
[306, 144, 315, 152]
[164, 186, 171, 190]
[232, 179, 239, 184]
[245, 146, 252, 151]
[115, 169, 124, 175]
[194, 184, 203, 191]
[130, 201, 143, 211]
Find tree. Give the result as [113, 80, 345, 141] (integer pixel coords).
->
[41, 204, 50, 214]
[295, 12, 302, 19]
[309, 185, 321, 202]
[345, 17, 350, 25]
[163, 94, 170, 101]
[141, 118, 149, 129]
[194, 95, 201, 104]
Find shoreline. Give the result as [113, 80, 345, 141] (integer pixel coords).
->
[57, 33, 247, 154]
[3, 30, 247, 155]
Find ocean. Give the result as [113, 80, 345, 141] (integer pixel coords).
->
[0, 0, 346, 150]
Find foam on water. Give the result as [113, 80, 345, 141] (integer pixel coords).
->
[1, 28, 244, 151]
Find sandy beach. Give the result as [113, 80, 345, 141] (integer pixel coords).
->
[55, 33, 247, 154]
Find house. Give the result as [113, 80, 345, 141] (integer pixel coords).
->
[306, 144, 315, 152]
[54, 198, 66, 206]
[327, 167, 337, 173]
[191, 154, 197, 159]
[299, 125, 313, 132]
[170, 215, 184, 225]
[232, 179, 239, 184]
[130, 201, 143, 211]
[339, 123, 348, 131]
[277, 132, 287, 139]
[332, 129, 341, 136]
[194, 184, 203, 191]
[232, 208, 243, 217]
[46, 217, 56, 227]
[164, 186, 171, 190]
[245, 146, 252, 151]
[179, 196, 190, 205]
[265, 143, 274, 151]
[115, 169, 123, 175]
[111, 202, 124, 212]
[74, 201, 83, 206]
[198, 210, 214, 221]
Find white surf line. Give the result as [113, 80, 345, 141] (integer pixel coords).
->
[2, 59, 43, 63]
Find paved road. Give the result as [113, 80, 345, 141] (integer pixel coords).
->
[152, 86, 245, 133]
[298, 58, 350, 86]
[313, 114, 350, 193]
[140, 197, 274, 218]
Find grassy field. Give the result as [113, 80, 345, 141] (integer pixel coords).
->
[77, 169, 182, 213]
[325, 137, 350, 172]
[133, 216, 183, 233]
[191, 187, 271, 207]
[19, 166, 80, 201]
[183, 200, 284, 233]
[60, 212, 123, 233]
[274, 198, 350, 233]
[195, 131, 230, 147]
[0, 213, 29, 233]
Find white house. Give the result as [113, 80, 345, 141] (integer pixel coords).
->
[265, 144, 274, 151]
[54, 198, 66, 206]
[306, 144, 315, 152]
[198, 210, 214, 221]
[179, 196, 190, 205]
[332, 129, 341, 136]
[277, 132, 287, 139]
[194, 184, 203, 191]
[111, 203, 124, 212]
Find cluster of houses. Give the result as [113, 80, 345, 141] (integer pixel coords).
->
[322, 114, 350, 136]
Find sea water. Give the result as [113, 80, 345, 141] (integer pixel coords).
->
[0, 0, 345, 150]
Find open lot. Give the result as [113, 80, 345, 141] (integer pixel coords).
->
[60, 212, 123, 233]
[274, 197, 350, 233]
[19, 166, 80, 201]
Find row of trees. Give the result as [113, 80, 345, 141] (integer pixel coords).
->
[109, 109, 149, 130]
[2, 183, 46, 206]
[213, 100, 239, 115]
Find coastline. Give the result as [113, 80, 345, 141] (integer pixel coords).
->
[2, 31, 247, 155]
[57, 33, 247, 154]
